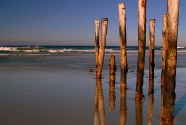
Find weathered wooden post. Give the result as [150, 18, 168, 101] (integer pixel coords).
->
[120, 89, 127, 125]
[120, 72, 127, 91]
[149, 19, 155, 80]
[160, 85, 164, 125]
[95, 20, 100, 70]
[96, 18, 108, 79]
[162, 0, 180, 122]
[109, 55, 116, 111]
[109, 55, 116, 84]
[148, 78, 154, 95]
[135, 0, 147, 101]
[161, 14, 168, 86]
[118, 2, 127, 90]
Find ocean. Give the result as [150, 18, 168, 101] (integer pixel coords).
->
[1, 45, 186, 70]
[0, 45, 186, 125]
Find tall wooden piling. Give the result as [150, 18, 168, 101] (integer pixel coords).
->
[109, 55, 116, 111]
[95, 20, 100, 69]
[149, 19, 155, 80]
[162, 0, 180, 122]
[109, 55, 116, 84]
[96, 18, 108, 79]
[135, 0, 147, 101]
[161, 14, 168, 86]
[118, 2, 127, 74]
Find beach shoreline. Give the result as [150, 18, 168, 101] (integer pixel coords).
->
[0, 63, 186, 124]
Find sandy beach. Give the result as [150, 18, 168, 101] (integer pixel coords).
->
[0, 61, 186, 125]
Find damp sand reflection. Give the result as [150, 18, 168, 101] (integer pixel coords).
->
[94, 79, 106, 125]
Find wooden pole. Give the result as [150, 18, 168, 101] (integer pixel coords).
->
[120, 71, 127, 90]
[109, 55, 116, 111]
[95, 20, 100, 74]
[118, 2, 127, 90]
[148, 78, 154, 96]
[109, 55, 116, 84]
[135, 0, 147, 101]
[160, 84, 164, 125]
[162, 0, 180, 122]
[97, 18, 108, 79]
[118, 2, 127, 74]
[161, 14, 168, 86]
[149, 19, 155, 80]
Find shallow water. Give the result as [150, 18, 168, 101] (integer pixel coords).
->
[0, 50, 186, 125]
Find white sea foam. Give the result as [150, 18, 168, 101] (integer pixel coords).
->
[22, 49, 40, 53]
[0, 47, 17, 51]
[47, 48, 118, 53]
[0, 46, 186, 54]
[177, 46, 185, 49]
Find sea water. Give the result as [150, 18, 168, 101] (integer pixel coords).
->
[1, 45, 186, 69]
[0, 46, 186, 125]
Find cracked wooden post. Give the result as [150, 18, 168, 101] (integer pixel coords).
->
[118, 2, 127, 90]
[149, 19, 155, 80]
[109, 55, 116, 84]
[96, 18, 108, 79]
[95, 19, 100, 73]
[161, 14, 168, 86]
[109, 55, 116, 111]
[135, 0, 147, 101]
[162, 0, 180, 122]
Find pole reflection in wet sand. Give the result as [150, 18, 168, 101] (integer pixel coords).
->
[109, 77, 116, 111]
[120, 88, 127, 125]
[135, 101, 143, 125]
[147, 79, 154, 125]
[94, 79, 106, 125]
[120, 72, 127, 125]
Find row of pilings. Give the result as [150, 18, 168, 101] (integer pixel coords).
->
[94, 0, 180, 123]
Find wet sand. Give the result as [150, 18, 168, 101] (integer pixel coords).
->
[0, 65, 186, 125]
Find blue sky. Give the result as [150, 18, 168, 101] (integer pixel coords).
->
[0, 0, 185, 46]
